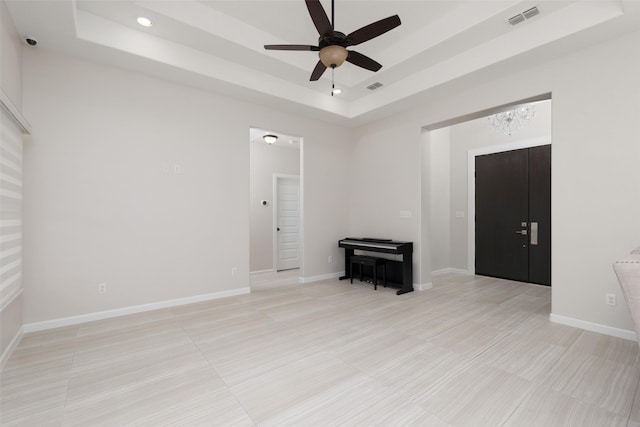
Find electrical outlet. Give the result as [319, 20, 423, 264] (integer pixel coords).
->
[174, 164, 182, 174]
[231, 267, 238, 276]
[328, 256, 332, 263]
[98, 283, 107, 294]
[606, 293, 616, 306]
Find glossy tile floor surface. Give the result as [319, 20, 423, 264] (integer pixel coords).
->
[2, 273, 640, 426]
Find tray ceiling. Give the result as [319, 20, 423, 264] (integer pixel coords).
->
[6, 0, 640, 126]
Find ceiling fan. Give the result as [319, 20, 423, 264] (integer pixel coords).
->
[264, 0, 401, 81]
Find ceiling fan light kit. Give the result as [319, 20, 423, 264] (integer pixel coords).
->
[264, 0, 401, 90]
[319, 45, 348, 68]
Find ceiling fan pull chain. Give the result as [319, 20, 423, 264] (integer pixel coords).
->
[331, 67, 335, 96]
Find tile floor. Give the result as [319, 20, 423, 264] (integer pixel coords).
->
[1, 273, 639, 426]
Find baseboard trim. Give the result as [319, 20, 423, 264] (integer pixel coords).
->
[432, 268, 471, 276]
[1, 326, 23, 370]
[549, 313, 637, 342]
[23, 287, 251, 333]
[250, 269, 275, 275]
[300, 272, 343, 284]
[415, 282, 433, 291]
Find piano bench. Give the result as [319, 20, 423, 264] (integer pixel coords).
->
[350, 255, 387, 290]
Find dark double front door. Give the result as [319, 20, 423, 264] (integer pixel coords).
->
[475, 145, 551, 286]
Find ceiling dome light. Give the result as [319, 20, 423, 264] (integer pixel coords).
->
[137, 17, 153, 27]
[332, 88, 342, 95]
[263, 134, 278, 144]
[319, 45, 348, 68]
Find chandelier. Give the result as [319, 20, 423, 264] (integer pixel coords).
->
[487, 104, 536, 135]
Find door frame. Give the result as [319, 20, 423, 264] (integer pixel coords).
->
[467, 137, 551, 274]
[273, 173, 301, 272]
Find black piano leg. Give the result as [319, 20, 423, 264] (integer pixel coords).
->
[339, 249, 353, 281]
[397, 254, 414, 295]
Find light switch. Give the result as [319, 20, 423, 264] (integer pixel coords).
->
[174, 164, 182, 174]
[399, 210, 412, 219]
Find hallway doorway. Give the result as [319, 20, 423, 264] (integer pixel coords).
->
[249, 128, 303, 276]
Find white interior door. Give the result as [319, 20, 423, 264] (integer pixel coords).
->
[276, 176, 300, 271]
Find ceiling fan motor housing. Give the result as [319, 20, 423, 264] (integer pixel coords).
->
[318, 31, 347, 48]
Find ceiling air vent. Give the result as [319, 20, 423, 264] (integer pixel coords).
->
[522, 6, 540, 19]
[507, 14, 526, 26]
[367, 82, 383, 91]
[507, 5, 540, 26]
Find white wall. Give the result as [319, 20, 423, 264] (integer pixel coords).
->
[22, 48, 351, 325]
[1, 0, 22, 109]
[249, 142, 299, 272]
[351, 30, 640, 334]
[429, 127, 451, 272]
[303, 130, 351, 280]
[351, 120, 424, 285]
[550, 32, 640, 332]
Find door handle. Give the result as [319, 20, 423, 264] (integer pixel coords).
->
[277, 227, 280, 231]
[530, 222, 538, 245]
[515, 230, 528, 235]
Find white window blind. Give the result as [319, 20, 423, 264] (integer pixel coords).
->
[0, 106, 23, 310]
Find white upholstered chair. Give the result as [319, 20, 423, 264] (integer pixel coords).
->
[613, 251, 640, 346]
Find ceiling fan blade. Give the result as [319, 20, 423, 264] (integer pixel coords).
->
[346, 51, 382, 72]
[305, 0, 334, 37]
[264, 44, 320, 51]
[345, 15, 401, 46]
[310, 60, 327, 81]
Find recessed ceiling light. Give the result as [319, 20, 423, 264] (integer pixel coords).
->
[137, 17, 153, 27]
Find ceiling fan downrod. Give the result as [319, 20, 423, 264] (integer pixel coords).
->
[331, 0, 334, 30]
